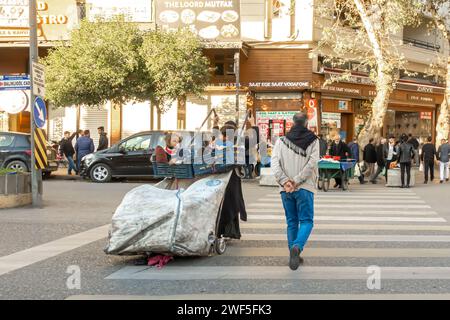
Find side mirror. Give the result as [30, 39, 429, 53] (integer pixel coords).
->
[118, 146, 127, 154]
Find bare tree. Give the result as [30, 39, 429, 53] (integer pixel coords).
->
[315, 0, 420, 146]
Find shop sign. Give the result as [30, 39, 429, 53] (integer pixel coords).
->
[0, 0, 28, 28]
[420, 112, 432, 120]
[249, 81, 310, 88]
[397, 83, 445, 94]
[86, 0, 153, 23]
[338, 100, 349, 111]
[322, 85, 361, 95]
[156, 0, 241, 42]
[0, 0, 79, 41]
[407, 94, 435, 104]
[0, 75, 30, 90]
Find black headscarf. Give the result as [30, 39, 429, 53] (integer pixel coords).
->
[285, 124, 318, 151]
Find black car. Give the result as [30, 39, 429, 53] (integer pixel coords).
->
[80, 130, 204, 183]
[0, 131, 58, 177]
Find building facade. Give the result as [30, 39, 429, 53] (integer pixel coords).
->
[0, 0, 448, 148]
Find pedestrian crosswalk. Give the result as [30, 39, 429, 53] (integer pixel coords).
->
[103, 183, 450, 298]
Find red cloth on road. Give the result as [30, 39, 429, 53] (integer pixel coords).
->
[147, 255, 173, 269]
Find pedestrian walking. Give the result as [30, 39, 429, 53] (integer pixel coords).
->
[348, 137, 360, 163]
[363, 138, 377, 181]
[97, 126, 109, 151]
[421, 136, 436, 184]
[75, 130, 95, 171]
[398, 134, 415, 188]
[437, 139, 450, 183]
[329, 134, 350, 188]
[370, 138, 387, 184]
[271, 113, 320, 270]
[59, 131, 78, 175]
[385, 135, 398, 183]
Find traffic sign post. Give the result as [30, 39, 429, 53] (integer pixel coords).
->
[29, 0, 43, 208]
[32, 62, 45, 98]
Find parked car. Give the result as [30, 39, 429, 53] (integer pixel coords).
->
[80, 130, 208, 183]
[0, 131, 58, 177]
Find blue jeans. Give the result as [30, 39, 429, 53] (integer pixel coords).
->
[66, 156, 77, 174]
[281, 189, 314, 251]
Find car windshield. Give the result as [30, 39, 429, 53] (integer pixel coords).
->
[0, 135, 15, 147]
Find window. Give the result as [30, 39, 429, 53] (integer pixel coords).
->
[0, 135, 15, 147]
[14, 136, 31, 148]
[120, 135, 151, 152]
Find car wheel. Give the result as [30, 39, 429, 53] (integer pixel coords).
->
[6, 160, 28, 172]
[90, 163, 112, 183]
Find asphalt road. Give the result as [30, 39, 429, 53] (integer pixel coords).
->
[1, 172, 450, 300]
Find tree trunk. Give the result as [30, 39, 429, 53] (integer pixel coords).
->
[353, 0, 395, 148]
[157, 108, 161, 130]
[435, 55, 450, 147]
[357, 68, 394, 148]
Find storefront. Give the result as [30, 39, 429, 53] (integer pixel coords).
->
[240, 48, 315, 143]
[313, 73, 445, 143]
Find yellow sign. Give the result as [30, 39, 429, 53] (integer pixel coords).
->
[0, 0, 79, 41]
[34, 128, 48, 169]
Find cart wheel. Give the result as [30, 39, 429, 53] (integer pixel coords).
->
[215, 237, 227, 255]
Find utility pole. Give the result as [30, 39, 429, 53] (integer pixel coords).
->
[29, 0, 43, 207]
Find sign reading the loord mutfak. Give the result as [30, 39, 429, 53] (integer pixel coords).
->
[0, 0, 79, 41]
[156, 0, 241, 42]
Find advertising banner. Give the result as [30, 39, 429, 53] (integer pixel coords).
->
[0, 0, 79, 41]
[155, 0, 241, 42]
[86, 0, 153, 23]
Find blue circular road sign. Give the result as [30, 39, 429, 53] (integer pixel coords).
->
[33, 97, 47, 128]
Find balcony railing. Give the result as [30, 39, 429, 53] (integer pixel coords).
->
[403, 37, 441, 52]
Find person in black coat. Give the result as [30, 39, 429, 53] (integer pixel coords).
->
[370, 138, 387, 184]
[329, 134, 350, 188]
[363, 138, 377, 181]
[398, 134, 415, 188]
[421, 136, 436, 184]
[59, 131, 77, 175]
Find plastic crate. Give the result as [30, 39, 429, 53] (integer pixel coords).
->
[152, 162, 194, 179]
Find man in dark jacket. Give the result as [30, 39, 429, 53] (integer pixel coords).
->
[421, 136, 436, 184]
[363, 138, 377, 181]
[370, 138, 387, 184]
[348, 137, 360, 162]
[59, 131, 77, 175]
[97, 126, 109, 151]
[398, 134, 415, 188]
[329, 134, 350, 188]
[75, 130, 95, 171]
